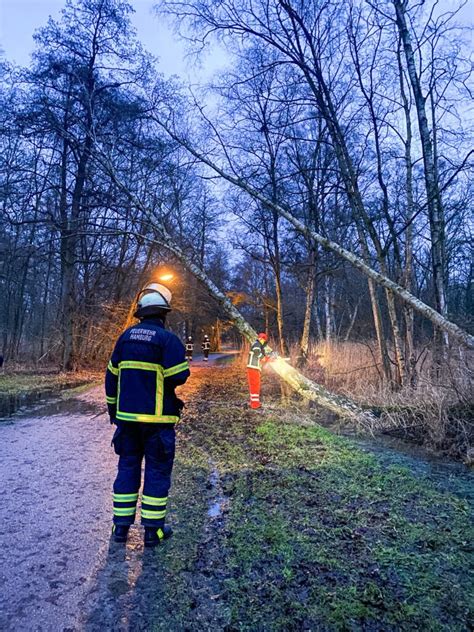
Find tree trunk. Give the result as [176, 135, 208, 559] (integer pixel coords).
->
[152, 129, 474, 350]
[393, 0, 448, 350]
[59, 139, 75, 371]
[397, 40, 417, 385]
[324, 276, 333, 345]
[274, 272, 286, 355]
[39, 232, 55, 359]
[299, 248, 316, 360]
[344, 299, 359, 342]
[269, 175, 288, 355]
[384, 285, 407, 387]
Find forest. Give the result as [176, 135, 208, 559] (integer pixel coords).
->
[0, 2, 473, 629]
[0, 0, 473, 454]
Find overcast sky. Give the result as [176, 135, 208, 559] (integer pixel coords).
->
[0, 0, 471, 78]
[0, 0, 227, 81]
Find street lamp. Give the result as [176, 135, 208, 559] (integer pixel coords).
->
[158, 272, 174, 283]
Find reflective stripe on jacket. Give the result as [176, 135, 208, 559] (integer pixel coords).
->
[105, 318, 190, 423]
[247, 340, 268, 371]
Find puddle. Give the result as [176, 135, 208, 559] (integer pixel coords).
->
[207, 466, 226, 519]
[0, 390, 54, 418]
[353, 434, 474, 503]
[0, 386, 99, 422]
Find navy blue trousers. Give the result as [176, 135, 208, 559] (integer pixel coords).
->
[112, 421, 175, 527]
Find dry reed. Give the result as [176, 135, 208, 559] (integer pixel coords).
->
[299, 340, 473, 458]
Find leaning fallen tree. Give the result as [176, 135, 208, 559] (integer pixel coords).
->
[154, 117, 474, 351]
[94, 149, 374, 422]
[153, 231, 373, 421]
[155, 230, 374, 421]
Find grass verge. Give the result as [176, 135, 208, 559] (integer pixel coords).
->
[151, 364, 472, 631]
[0, 371, 100, 397]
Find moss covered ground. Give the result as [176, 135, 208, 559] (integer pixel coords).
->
[145, 363, 472, 631]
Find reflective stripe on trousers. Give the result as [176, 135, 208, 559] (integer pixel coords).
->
[112, 422, 175, 527]
[247, 368, 261, 408]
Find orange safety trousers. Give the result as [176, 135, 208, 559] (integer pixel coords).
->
[247, 367, 261, 408]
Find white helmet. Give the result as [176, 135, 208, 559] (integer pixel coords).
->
[134, 282, 172, 318]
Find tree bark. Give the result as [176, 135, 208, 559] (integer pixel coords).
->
[324, 276, 333, 345]
[397, 39, 417, 385]
[299, 248, 316, 360]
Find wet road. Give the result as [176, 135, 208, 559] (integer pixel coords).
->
[0, 389, 115, 631]
[0, 353, 235, 631]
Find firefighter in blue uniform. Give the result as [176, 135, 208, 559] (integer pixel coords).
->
[105, 282, 190, 547]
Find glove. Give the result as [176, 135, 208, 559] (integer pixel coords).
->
[107, 402, 117, 423]
[176, 398, 185, 417]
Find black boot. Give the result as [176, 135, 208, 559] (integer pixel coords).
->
[112, 524, 130, 543]
[144, 525, 173, 548]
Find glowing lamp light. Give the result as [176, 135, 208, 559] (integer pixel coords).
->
[158, 273, 174, 282]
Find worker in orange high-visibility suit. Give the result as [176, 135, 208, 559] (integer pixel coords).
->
[247, 333, 271, 409]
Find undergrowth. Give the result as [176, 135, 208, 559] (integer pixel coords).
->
[285, 341, 473, 459]
[0, 371, 100, 396]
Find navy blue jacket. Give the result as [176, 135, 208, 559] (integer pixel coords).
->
[105, 318, 190, 424]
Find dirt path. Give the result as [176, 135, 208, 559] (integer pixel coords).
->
[0, 360, 472, 631]
[0, 355, 230, 632]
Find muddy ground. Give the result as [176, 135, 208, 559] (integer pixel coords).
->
[0, 357, 472, 631]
